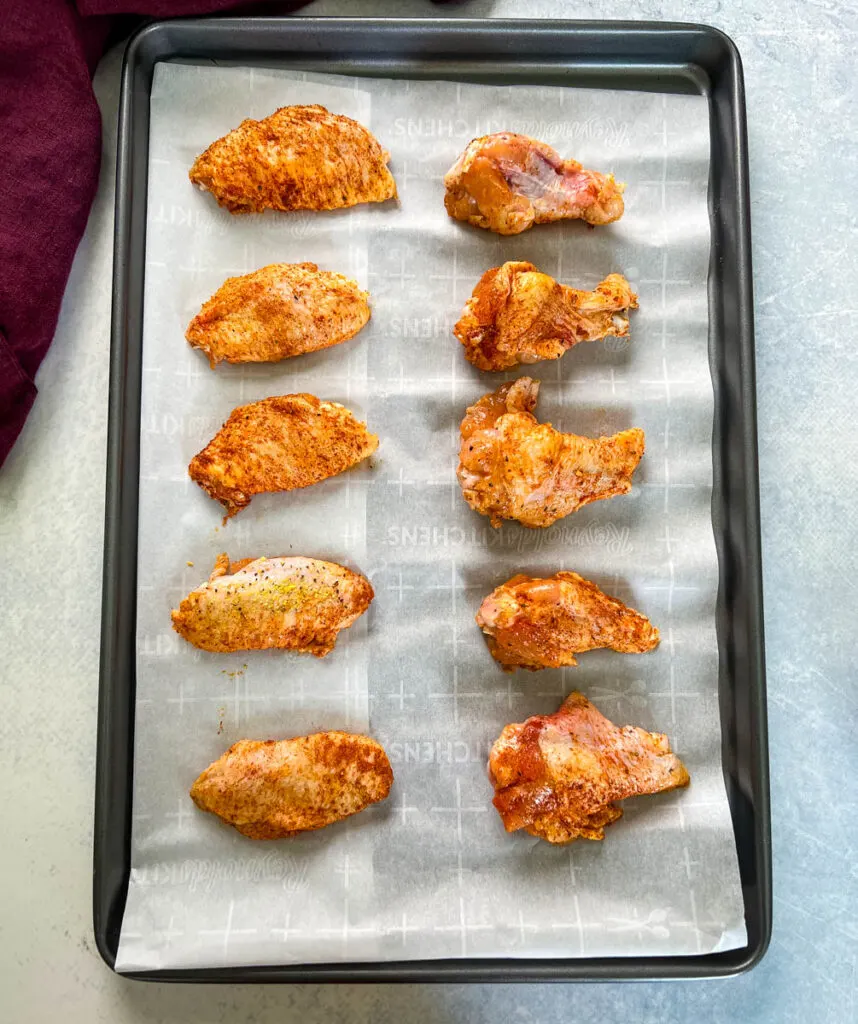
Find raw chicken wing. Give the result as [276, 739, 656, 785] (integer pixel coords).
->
[190, 105, 397, 213]
[191, 732, 393, 839]
[189, 394, 377, 519]
[489, 692, 689, 843]
[187, 263, 371, 368]
[171, 554, 374, 656]
[458, 378, 644, 528]
[444, 132, 624, 235]
[477, 570, 659, 671]
[455, 262, 637, 371]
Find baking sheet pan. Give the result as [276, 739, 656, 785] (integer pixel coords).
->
[96, 18, 770, 982]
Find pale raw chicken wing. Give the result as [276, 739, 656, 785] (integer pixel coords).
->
[489, 692, 689, 843]
[189, 394, 378, 519]
[477, 570, 659, 671]
[186, 263, 370, 368]
[171, 554, 374, 656]
[455, 261, 637, 371]
[444, 132, 624, 235]
[191, 732, 393, 839]
[458, 377, 644, 528]
[190, 104, 397, 213]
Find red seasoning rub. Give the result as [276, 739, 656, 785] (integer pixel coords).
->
[191, 732, 393, 839]
[171, 554, 374, 656]
[444, 132, 624, 235]
[458, 377, 644, 528]
[186, 263, 371, 368]
[455, 262, 637, 371]
[476, 570, 659, 671]
[189, 104, 397, 214]
[189, 394, 378, 520]
[489, 692, 689, 844]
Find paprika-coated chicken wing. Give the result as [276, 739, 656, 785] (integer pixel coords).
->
[186, 263, 371, 368]
[189, 394, 378, 520]
[191, 732, 393, 839]
[489, 692, 689, 844]
[455, 262, 637, 371]
[171, 554, 374, 656]
[444, 132, 624, 235]
[476, 570, 659, 671]
[457, 378, 644, 528]
[190, 104, 397, 214]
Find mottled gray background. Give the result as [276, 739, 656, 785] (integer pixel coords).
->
[0, 1, 855, 1021]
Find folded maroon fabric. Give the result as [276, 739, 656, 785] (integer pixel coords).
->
[0, 2, 102, 466]
[0, 0, 300, 468]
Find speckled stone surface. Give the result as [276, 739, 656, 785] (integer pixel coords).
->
[1, 2, 855, 1021]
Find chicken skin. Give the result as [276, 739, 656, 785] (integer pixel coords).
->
[189, 394, 378, 519]
[190, 104, 397, 214]
[455, 262, 637, 371]
[444, 132, 624, 235]
[477, 571, 659, 671]
[186, 263, 371, 368]
[458, 378, 644, 528]
[171, 554, 373, 656]
[191, 733, 393, 839]
[489, 692, 689, 844]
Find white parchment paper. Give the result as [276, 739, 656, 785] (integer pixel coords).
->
[115, 63, 746, 970]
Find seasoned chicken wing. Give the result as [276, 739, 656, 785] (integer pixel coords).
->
[191, 732, 393, 839]
[489, 692, 689, 843]
[171, 554, 373, 656]
[458, 378, 644, 528]
[455, 262, 637, 371]
[186, 263, 371, 368]
[444, 132, 624, 235]
[190, 105, 396, 214]
[477, 570, 659, 671]
[189, 394, 378, 519]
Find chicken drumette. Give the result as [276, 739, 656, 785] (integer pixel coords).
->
[444, 132, 624, 235]
[455, 262, 637, 371]
[186, 263, 371, 368]
[489, 692, 689, 844]
[191, 732, 393, 839]
[457, 378, 644, 528]
[477, 570, 659, 671]
[189, 394, 377, 520]
[171, 554, 374, 656]
[190, 104, 397, 214]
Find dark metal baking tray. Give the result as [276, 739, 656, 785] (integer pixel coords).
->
[96, 16, 770, 982]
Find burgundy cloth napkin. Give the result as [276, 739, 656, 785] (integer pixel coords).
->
[0, 0, 305, 468]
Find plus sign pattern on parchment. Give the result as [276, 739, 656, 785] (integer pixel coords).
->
[115, 63, 745, 971]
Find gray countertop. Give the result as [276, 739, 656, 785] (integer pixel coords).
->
[2, 1, 855, 1021]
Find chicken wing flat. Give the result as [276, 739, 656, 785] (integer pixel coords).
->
[444, 132, 624, 235]
[171, 554, 373, 656]
[189, 104, 397, 214]
[186, 263, 371, 368]
[477, 571, 659, 671]
[489, 692, 689, 843]
[189, 394, 378, 519]
[458, 377, 644, 528]
[455, 262, 637, 371]
[191, 732, 393, 839]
